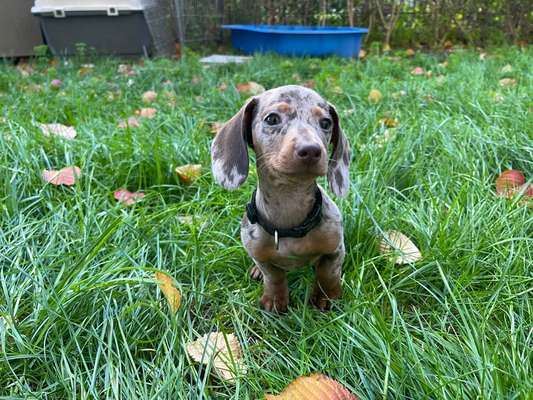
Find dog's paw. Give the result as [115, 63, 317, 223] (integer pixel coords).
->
[260, 292, 288, 313]
[249, 265, 263, 281]
[311, 285, 341, 311]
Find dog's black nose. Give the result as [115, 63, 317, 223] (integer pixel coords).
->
[296, 144, 322, 162]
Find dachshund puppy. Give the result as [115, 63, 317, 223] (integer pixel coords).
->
[211, 85, 351, 312]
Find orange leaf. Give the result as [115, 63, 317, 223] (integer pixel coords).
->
[135, 107, 158, 119]
[118, 116, 140, 128]
[236, 81, 265, 95]
[265, 374, 358, 399]
[378, 117, 398, 128]
[175, 164, 202, 184]
[39, 123, 77, 139]
[42, 166, 81, 186]
[186, 332, 247, 382]
[379, 230, 422, 264]
[367, 89, 382, 104]
[411, 67, 426, 76]
[142, 90, 158, 103]
[154, 271, 181, 314]
[114, 189, 145, 205]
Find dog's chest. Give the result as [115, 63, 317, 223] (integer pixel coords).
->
[242, 220, 342, 270]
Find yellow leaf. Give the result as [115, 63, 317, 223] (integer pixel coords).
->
[175, 164, 202, 184]
[378, 117, 399, 128]
[154, 272, 181, 314]
[186, 332, 247, 382]
[265, 374, 358, 399]
[379, 230, 422, 264]
[367, 89, 382, 104]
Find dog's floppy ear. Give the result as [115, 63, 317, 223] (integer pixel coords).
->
[211, 97, 257, 190]
[327, 103, 351, 197]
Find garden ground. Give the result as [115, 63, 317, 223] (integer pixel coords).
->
[0, 46, 532, 399]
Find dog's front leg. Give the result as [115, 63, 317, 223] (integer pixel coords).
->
[311, 246, 344, 311]
[256, 261, 289, 313]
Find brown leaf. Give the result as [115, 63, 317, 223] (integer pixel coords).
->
[39, 123, 77, 139]
[154, 271, 181, 314]
[16, 63, 34, 77]
[405, 48, 415, 57]
[118, 116, 140, 129]
[443, 40, 453, 49]
[135, 107, 158, 119]
[114, 188, 145, 205]
[379, 230, 422, 264]
[186, 332, 247, 382]
[499, 78, 516, 88]
[367, 89, 383, 104]
[411, 67, 426, 76]
[236, 81, 265, 95]
[378, 117, 398, 128]
[175, 164, 202, 184]
[265, 374, 358, 400]
[142, 90, 158, 103]
[42, 166, 81, 186]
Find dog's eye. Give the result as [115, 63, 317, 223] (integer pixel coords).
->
[319, 118, 332, 130]
[264, 113, 281, 126]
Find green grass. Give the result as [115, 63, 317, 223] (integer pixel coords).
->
[0, 46, 532, 399]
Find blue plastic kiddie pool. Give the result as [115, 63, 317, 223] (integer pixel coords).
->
[222, 25, 368, 58]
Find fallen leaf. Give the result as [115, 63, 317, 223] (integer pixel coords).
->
[236, 81, 265, 95]
[265, 374, 358, 400]
[367, 89, 383, 104]
[16, 63, 34, 77]
[438, 61, 448, 68]
[142, 90, 158, 103]
[358, 49, 367, 59]
[186, 332, 247, 382]
[378, 117, 399, 128]
[499, 78, 516, 88]
[78, 64, 94, 75]
[479, 52, 487, 60]
[218, 82, 228, 92]
[492, 92, 504, 103]
[118, 116, 140, 128]
[114, 188, 145, 205]
[379, 230, 422, 264]
[495, 169, 526, 197]
[411, 67, 426, 76]
[117, 64, 135, 76]
[382, 43, 391, 52]
[303, 80, 315, 89]
[425, 70, 433, 77]
[210, 121, 225, 135]
[50, 79, 62, 88]
[175, 164, 202, 184]
[443, 40, 453, 49]
[42, 166, 81, 186]
[500, 64, 513, 73]
[154, 271, 181, 314]
[405, 48, 415, 57]
[135, 107, 157, 119]
[39, 123, 77, 139]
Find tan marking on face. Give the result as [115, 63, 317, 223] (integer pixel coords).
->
[312, 106, 326, 118]
[277, 102, 291, 113]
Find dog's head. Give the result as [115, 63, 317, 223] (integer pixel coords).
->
[211, 85, 351, 197]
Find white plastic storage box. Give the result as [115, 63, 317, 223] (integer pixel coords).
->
[31, 0, 176, 57]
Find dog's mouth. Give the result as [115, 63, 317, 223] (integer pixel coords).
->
[269, 157, 327, 178]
